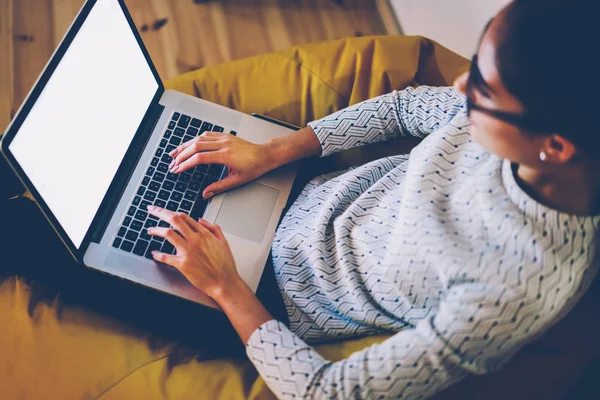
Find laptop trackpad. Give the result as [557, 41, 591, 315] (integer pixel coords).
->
[214, 182, 279, 243]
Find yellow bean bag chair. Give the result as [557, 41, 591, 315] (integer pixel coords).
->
[2, 35, 599, 400]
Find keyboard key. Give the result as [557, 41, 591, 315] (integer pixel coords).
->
[142, 176, 150, 186]
[130, 220, 143, 231]
[127, 206, 136, 216]
[192, 171, 204, 182]
[154, 172, 166, 182]
[161, 154, 172, 163]
[148, 214, 159, 221]
[163, 181, 174, 190]
[157, 163, 169, 173]
[145, 219, 158, 228]
[190, 198, 209, 220]
[213, 125, 224, 132]
[140, 200, 152, 209]
[164, 130, 172, 139]
[166, 144, 177, 153]
[183, 135, 194, 143]
[118, 226, 127, 237]
[160, 139, 168, 147]
[201, 177, 218, 192]
[196, 164, 208, 173]
[169, 136, 182, 146]
[132, 196, 141, 206]
[168, 120, 176, 130]
[137, 186, 146, 196]
[208, 164, 225, 177]
[184, 190, 196, 201]
[151, 157, 159, 167]
[144, 191, 156, 201]
[149, 181, 161, 192]
[179, 173, 191, 183]
[166, 172, 178, 182]
[158, 220, 170, 228]
[161, 241, 175, 254]
[140, 229, 152, 241]
[175, 182, 187, 192]
[155, 148, 163, 157]
[146, 166, 156, 176]
[200, 122, 213, 133]
[180, 200, 193, 211]
[190, 118, 202, 128]
[171, 191, 183, 201]
[123, 216, 132, 226]
[173, 127, 185, 137]
[189, 181, 201, 191]
[135, 210, 148, 221]
[112, 237, 122, 248]
[121, 240, 134, 252]
[133, 239, 149, 256]
[158, 190, 170, 200]
[177, 114, 191, 128]
[154, 199, 166, 208]
[172, 112, 181, 121]
[230, 131, 237, 136]
[145, 240, 162, 259]
[187, 126, 199, 136]
[167, 201, 178, 211]
[125, 230, 138, 241]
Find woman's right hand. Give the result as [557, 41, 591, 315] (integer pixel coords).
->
[168, 131, 277, 199]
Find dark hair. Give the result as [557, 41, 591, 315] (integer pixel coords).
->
[496, 0, 600, 152]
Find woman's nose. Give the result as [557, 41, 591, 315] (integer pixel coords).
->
[454, 72, 469, 95]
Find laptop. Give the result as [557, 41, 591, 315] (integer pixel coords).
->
[0, 0, 297, 310]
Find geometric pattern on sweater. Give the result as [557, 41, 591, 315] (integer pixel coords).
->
[246, 86, 600, 399]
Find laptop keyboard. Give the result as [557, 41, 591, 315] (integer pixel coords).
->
[111, 111, 238, 259]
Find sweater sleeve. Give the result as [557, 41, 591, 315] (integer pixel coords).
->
[246, 280, 578, 400]
[307, 86, 466, 157]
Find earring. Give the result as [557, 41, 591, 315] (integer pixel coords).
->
[539, 151, 547, 161]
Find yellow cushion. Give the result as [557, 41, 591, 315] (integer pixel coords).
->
[3, 35, 597, 399]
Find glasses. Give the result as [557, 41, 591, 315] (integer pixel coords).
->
[466, 54, 548, 133]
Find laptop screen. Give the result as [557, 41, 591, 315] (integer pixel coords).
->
[8, 0, 159, 248]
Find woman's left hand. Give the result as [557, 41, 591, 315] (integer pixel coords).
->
[146, 205, 240, 300]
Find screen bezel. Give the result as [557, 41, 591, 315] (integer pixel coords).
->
[0, 0, 164, 261]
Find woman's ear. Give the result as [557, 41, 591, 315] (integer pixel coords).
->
[541, 134, 577, 164]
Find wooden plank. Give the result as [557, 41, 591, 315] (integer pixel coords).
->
[12, 0, 54, 120]
[0, 0, 14, 132]
[0, 0, 389, 131]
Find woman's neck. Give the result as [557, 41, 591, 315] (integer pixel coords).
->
[515, 162, 600, 216]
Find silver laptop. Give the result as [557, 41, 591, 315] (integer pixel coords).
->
[0, 0, 297, 310]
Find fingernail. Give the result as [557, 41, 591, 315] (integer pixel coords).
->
[169, 149, 177, 156]
[147, 205, 155, 211]
[151, 250, 158, 256]
[203, 191, 214, 199]
[169, 160, 174, 169]
[170, 165, 179, 173]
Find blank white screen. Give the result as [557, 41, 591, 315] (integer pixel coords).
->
[9, 0, 158, 248]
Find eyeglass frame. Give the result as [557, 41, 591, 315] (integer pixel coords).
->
[466, 55, 550, 134]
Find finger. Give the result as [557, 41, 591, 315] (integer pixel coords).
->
[147, 227, 186, 248]
[172, 151, 227, 174]
[179, 213, 201, 232]
[151, 250, 179, 266]
[169, 135, 220, 158]
[197, 218, 225, 241]
[202, 174, 241, 199]
[172, 141, 222, 171]
[147, 206, 194, 239]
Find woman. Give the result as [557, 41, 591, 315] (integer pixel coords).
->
[146, 0, 600, 398]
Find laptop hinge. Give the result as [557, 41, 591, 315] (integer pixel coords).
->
[88, 101, 165, 245]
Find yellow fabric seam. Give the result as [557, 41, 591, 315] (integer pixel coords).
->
[93, 353, 175, 400]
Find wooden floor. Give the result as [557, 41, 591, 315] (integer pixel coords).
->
[0, 0, 397, 133]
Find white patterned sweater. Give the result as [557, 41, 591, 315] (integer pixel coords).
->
[245, 86, 600, 399]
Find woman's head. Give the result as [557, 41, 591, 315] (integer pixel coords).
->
[454, 0, 599, 168]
